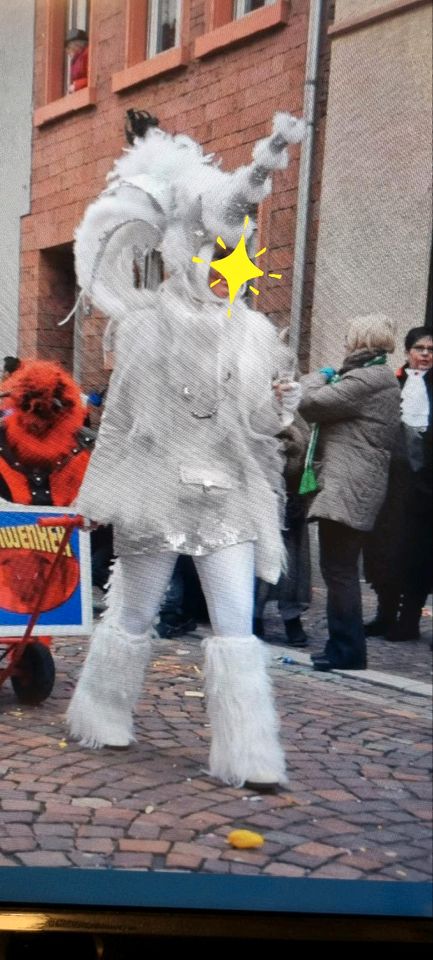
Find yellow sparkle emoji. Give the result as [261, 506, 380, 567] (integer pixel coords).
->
[192, 216, 283, 318]
[211, 235, 263, 309]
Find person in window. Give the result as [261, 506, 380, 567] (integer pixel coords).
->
[364, 326, 432, 642]
[66, 29, 88, 93]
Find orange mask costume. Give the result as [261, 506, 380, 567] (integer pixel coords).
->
[0, 360, 93, 507]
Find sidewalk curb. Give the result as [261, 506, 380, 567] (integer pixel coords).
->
[269, 647, 432, 698]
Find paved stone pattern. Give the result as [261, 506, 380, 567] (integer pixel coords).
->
[0, 617, 431, 880]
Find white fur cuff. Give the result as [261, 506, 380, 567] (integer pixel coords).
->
[203, 634, 287, 787]
[273, 112, 306, 144]
[66, 622, 152, 748]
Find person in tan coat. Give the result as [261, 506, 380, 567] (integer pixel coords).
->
[298, 315, 400, 671]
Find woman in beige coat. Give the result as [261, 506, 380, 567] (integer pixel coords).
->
[299, 315, 400, 671]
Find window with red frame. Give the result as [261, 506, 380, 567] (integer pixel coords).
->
[64, 0, 90, 95]
[147, 0, 180, 57]
[234, 0, 274, 17]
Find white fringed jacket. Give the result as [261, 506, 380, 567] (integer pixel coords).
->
[77, 275, 287, 584]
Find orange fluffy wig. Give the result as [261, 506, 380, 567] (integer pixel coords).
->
[1, 360, 86, 467]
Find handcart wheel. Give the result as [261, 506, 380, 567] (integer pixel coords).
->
[11, 642, 55, 705]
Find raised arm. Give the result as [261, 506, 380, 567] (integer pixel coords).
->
[299, 371, 372, 424]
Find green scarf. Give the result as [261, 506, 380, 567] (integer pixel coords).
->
[299, 354, 387, 496]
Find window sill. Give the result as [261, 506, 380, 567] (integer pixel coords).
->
[112, 46, 189, 93]
[34, 86, 96, 128]
[194, 0, 290, 58]
[33, 87, 96, 127]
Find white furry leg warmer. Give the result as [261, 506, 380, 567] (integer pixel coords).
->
[66, 620, 152, 748]
[203, 635, 287, 788]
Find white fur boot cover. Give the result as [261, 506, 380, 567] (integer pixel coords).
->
[66, 620, 152, 748]
[203, 635, 287, 787]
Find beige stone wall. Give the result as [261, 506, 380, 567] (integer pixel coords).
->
[0, 0, 34, 356]
[335, 0, 391, 20]
[310, 3, 432, 369]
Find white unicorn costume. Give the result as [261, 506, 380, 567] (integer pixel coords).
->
[67, 112, 305, 788]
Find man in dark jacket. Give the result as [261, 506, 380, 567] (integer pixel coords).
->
[364, 326, 432, 642]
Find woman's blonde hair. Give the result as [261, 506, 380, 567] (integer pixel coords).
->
[345, 314, 396, 355]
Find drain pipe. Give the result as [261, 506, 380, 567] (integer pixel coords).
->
[289, 0, 324, 362]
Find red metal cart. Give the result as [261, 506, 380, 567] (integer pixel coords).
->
[0, 515, 86, 704]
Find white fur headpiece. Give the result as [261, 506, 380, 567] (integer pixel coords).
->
[74, 113, 305, 316]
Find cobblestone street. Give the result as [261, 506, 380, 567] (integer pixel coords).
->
[0, 583, 431, 884]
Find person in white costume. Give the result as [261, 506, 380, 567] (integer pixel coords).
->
[67, 110, 305, 790]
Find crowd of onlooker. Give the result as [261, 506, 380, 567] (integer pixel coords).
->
[299, 318, 432, 669]
[1, 317, 431, 668]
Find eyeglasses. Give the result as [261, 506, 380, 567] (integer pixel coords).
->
[412, 345, 433, 353]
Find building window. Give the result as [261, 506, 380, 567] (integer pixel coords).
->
[234, 0, 274, 17]
[194, 1, 289, 60]
[147, 0, 180, 58]
[112, 0, 188, 94]
[34, 2, 95, 133]
[67, 0, 89, 33]
[64, 0, 90, 94]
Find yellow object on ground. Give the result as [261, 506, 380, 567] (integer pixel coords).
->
[228, 829, 265, 849]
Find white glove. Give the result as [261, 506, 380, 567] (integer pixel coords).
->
[279, 381, 303, 427]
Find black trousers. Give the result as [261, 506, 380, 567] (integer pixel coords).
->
[374, 494, 432, 631]
[319, 519, 367, 668]
[90, 525, 114, 589]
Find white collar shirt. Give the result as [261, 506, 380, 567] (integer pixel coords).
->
[401, 369, 429, 429]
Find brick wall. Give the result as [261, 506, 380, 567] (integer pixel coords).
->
[20, 0, 330, 391]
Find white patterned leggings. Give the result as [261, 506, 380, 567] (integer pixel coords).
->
[117, 541, 255, 637]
